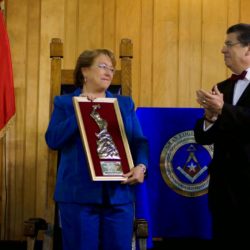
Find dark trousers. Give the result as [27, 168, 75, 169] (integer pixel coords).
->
[212, 207, 250, 241]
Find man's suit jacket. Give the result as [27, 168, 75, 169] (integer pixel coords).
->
[45, 88, 148, 205]
[194, 78, 250, 213]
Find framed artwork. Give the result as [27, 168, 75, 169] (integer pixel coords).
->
[73, 97, 134, 181]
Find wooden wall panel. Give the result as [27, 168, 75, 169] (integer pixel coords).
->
[201, 0, 228, 91]
[139, 0, 153, 106]
[78, 0, 103, 50]
[228, 0, 240, 26]
[37, 0, 64, 222]
[23, 0, 40, 225]
[2, 0, 250, 240]
[116, 0, 141, 103]
[6, 0, 28, 239]
[153, 0, 178, 106]
[64, 0, 79, 68]
[227, 0, 240, 77]
[2, 130, 16, 239]
[178, 0, 202, 107]
[241, 0, 250, 23]
[103, 0, 116, 51]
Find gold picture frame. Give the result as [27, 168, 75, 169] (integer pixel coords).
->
[73, 97, 134, 181]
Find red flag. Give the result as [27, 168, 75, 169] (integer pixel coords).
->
[0, 9, 15, 138]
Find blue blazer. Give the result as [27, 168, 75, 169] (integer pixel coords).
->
[45, 88, 149, 205]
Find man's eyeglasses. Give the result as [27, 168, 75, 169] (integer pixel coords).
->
[96, 63, 115, 74]
[224, 42, 241, 48]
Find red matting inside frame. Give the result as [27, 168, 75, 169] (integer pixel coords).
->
[78, 101, 130, 177]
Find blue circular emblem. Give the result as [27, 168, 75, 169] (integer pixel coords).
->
[160, 130, 213, 197]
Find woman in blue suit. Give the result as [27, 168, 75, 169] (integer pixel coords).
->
[45, 48, 148, 250]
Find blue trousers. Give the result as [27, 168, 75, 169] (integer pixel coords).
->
[58, 202, 134, 250]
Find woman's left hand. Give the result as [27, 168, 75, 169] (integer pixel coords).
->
[121, 164, 146, 185]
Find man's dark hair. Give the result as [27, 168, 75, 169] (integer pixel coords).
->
[227, 23, 250, 46]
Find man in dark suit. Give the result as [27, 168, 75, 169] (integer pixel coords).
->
[194, 23, 250, 240]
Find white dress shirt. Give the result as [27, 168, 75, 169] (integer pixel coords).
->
[233, 69, 250, 105]
[203, 68, 250, 131]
